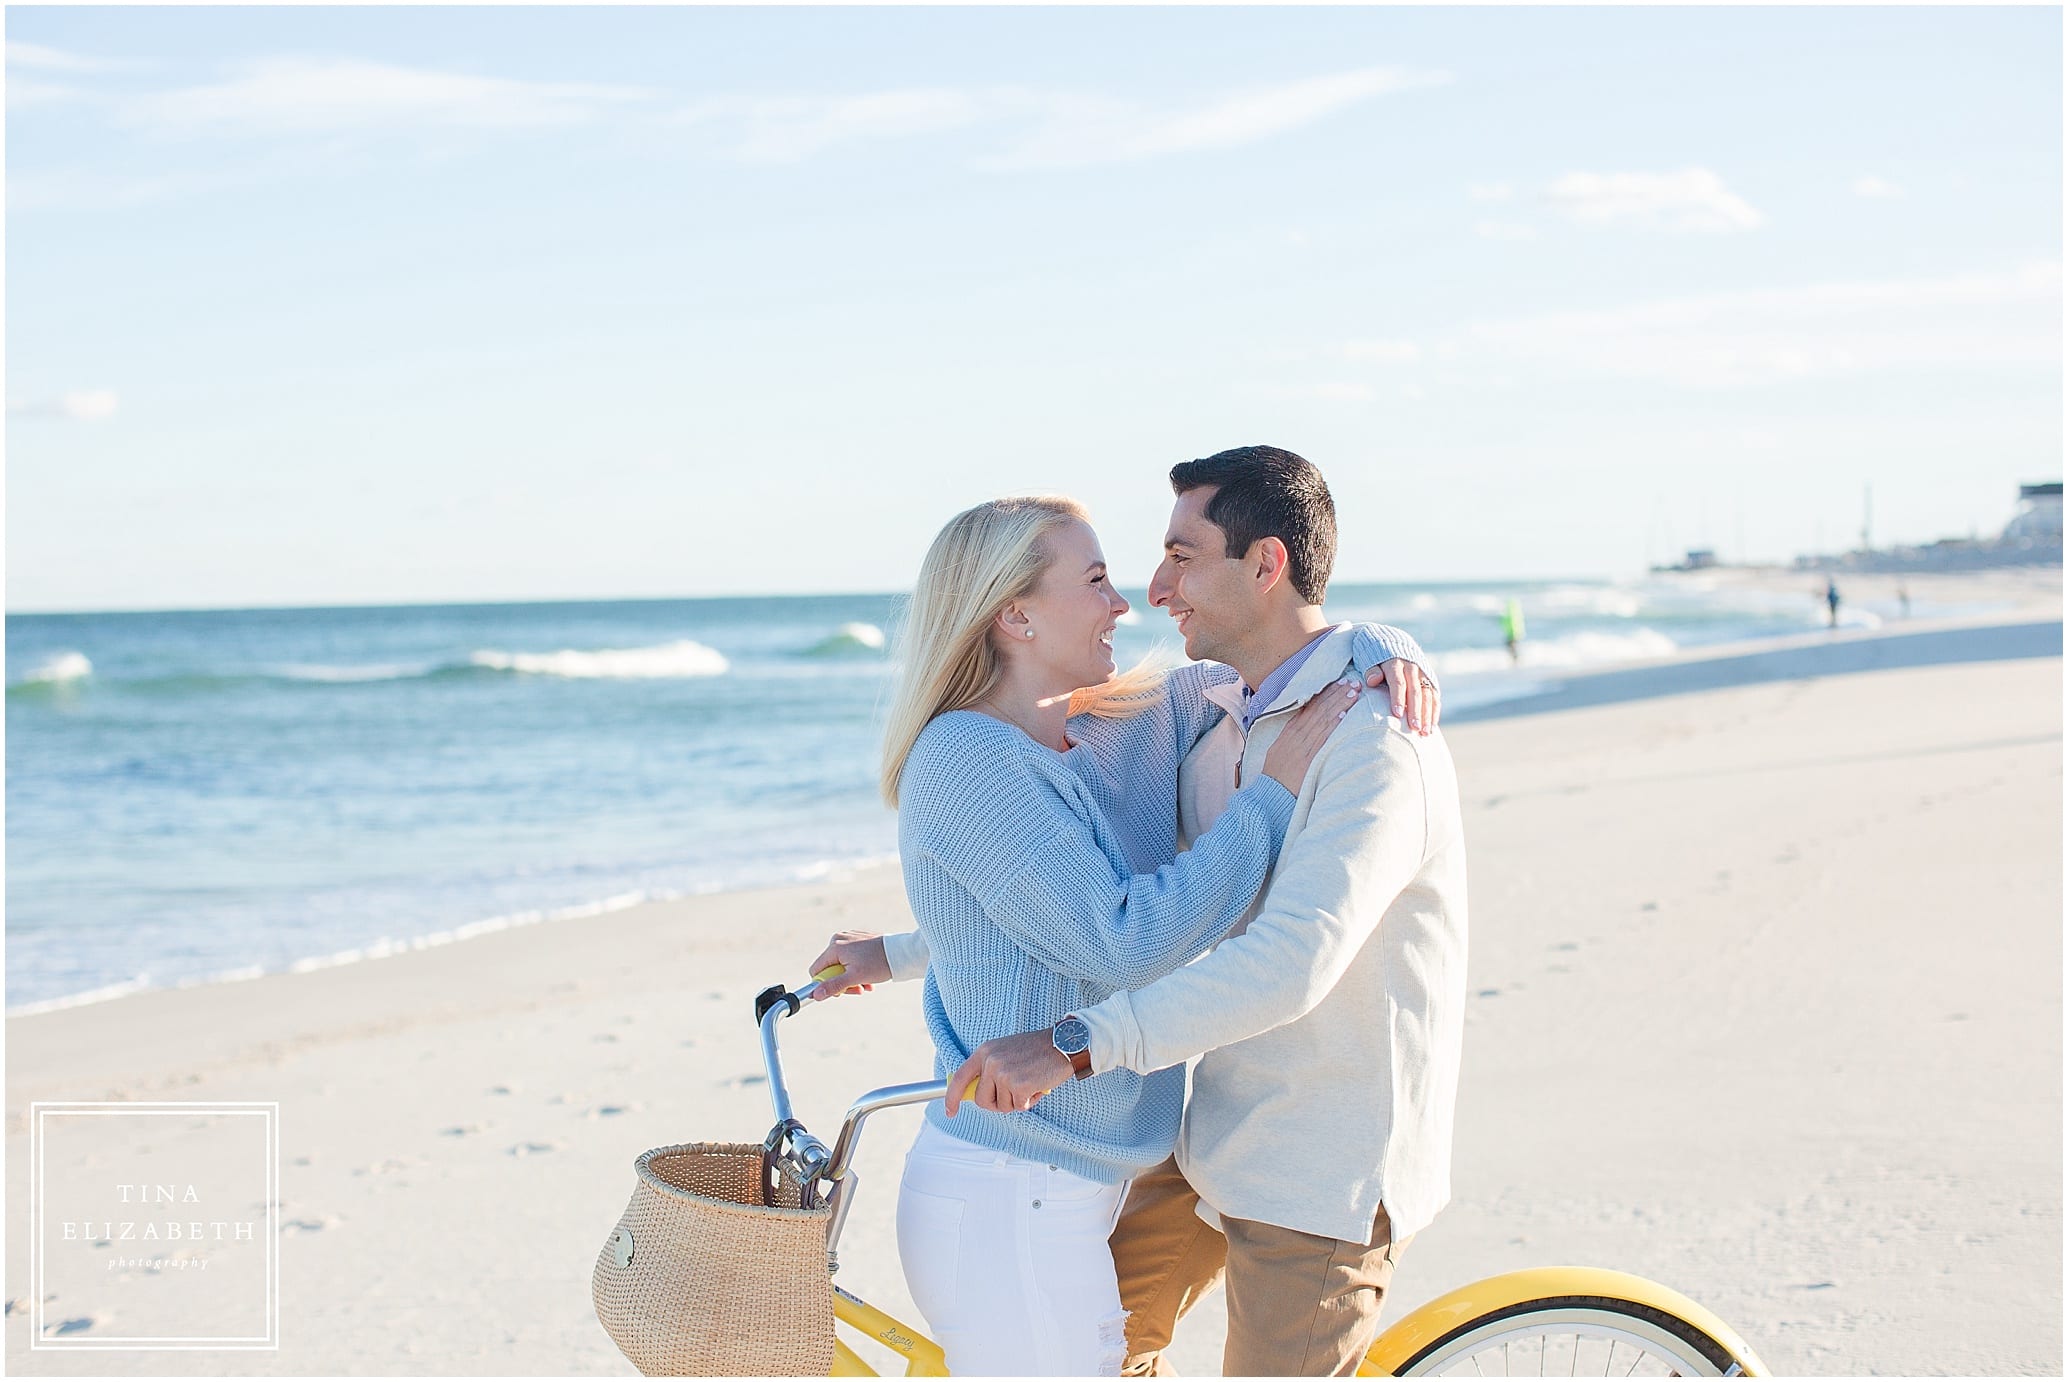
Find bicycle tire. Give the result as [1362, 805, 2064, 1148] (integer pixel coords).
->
[1388, 1293, 1744, 1377]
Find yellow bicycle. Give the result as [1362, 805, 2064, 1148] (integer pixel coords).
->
[752, 975, 1766, 1378]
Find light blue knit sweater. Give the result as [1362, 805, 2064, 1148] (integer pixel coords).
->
[899, 623, 1429, 1184]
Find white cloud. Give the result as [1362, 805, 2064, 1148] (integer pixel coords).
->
[9, 390, 120, 421]
[6, 40, 144, 73]
[8, 169, 233, 210]
[669, 65, 1448, 168]
[1468, 182, 1512, 202]
[679, 87, 987, 162]
[1343, 339, 1422, 364]
[1261, 381, 1375, 403]
[1853, 175, 1904, 199]
[1460, 262, 2061, 388]
[1474, 220, 1537, 242]
[1544, 167, 1764, 232]
[123, 58, 658, 134]
[986, 65, 1452, 169]
[7, 79, 89, 110]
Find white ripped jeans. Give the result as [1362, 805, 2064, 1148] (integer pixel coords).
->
[896, 1120, 1131, 1376]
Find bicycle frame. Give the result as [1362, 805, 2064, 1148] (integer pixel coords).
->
[752, 980, 1764, 1379]
[754, 982, 950, 1377]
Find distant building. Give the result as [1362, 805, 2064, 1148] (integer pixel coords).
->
[1650, 548, 1720, 573]
[1791, 480, 2062, 572]
[2004, 482, 2063, 545]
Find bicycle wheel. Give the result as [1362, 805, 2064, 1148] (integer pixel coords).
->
[1364, 1269, 1762, 1378]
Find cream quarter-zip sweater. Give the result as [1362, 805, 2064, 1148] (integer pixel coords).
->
[1078, 622, 1469, 1244]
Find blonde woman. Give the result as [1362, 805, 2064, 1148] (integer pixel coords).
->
[837, 497, 1435, 1376]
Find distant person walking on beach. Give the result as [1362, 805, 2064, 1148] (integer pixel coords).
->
[804, 482, 1441, 1376]
[1898, 582, 1912, 619]
[1825, 578, 1842, 629]
[1502, 597, 1526, 664]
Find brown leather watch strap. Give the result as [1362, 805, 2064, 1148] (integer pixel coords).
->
[1066, 1045, 1092, 1080]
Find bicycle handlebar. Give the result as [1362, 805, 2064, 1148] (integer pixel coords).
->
[752, 971, 962, 1266]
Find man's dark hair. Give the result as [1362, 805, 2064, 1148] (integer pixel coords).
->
[1169, 445, 1338, 604]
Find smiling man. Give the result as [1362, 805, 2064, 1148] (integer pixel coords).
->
[947, 445, 1470, 1377]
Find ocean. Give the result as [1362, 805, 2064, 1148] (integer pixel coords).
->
[6, 577, 1895, 1014]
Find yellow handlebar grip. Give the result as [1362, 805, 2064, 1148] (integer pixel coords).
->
[812, 963, 848, 984]
[965, 1081, 981, 1102]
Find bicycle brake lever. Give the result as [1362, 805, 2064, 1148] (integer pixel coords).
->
[754, 983, 799, 1022]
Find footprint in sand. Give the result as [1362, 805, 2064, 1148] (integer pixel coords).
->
[46, 1316, 101, 1337]
[594, 1033, 621, 1043]
[355, 1157, 423, 1177]
[489, 1083, 521, 1096]
[727, 1075, 768, 1089]
[284, 1216, 341, 1234]
[587, 1102, 645, 1119]
[1476, 988, 1501, 999]
[508, 1141, 561, 1157]
[1552, 942, 1579, 952]
[441, 1123, 490, 1137]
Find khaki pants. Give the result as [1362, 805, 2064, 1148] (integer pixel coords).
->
[1113, 1157, 1405, 1377]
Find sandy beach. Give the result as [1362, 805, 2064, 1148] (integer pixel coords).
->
[6, 582, 2060, 1376]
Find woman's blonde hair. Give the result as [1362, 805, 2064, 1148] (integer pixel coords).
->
[879, 496, 1170, 807]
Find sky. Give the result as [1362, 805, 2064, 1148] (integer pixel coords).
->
[5, 5, 2061, 612]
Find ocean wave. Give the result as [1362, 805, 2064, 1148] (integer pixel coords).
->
[1429, 627, 1680, 678]
[10, 651, 92, 689]
[13, 641, 734, 696]
[804, 622, 888, 657]
[468, 639, 730, 679]
[273, 661, 444, 683]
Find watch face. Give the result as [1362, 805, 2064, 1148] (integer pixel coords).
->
[1053, 1016, 1091, 1056]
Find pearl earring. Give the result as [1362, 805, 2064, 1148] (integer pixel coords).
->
[1025, 630, 1035, 639]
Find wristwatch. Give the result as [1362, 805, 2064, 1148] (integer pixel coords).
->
[1052, 1014, 1094, 1081]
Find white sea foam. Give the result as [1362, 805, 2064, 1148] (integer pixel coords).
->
[470, 639, 730, 679]
[6, 973, 152, 1017]
[1114, 609, 1143, 625]
[14, 651, 92, 686]
[286, 890, 657, 974]
[1430, 627, 1681, 678]
[6, 856, 903, 1015]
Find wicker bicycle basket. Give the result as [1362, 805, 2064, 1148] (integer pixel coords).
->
[592, 1140, 834, 1376]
